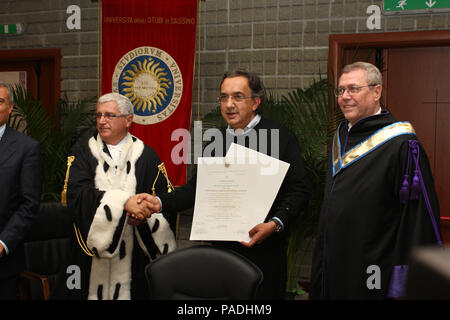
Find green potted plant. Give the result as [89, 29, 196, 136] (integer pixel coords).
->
[263, 78, 343, 296]
[8, 85, 96, 202]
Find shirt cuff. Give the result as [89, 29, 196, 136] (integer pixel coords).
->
[156, 196, 162, 212]
[270, 217, 285, 231]
[0, 240, 9, 255]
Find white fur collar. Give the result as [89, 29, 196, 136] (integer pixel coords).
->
[85, 133, 175, 300]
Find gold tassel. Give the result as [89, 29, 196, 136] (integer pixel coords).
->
[151, 162, 179, 239]
[152, 162, 174, 195]
[61, 156, 75, 207]
[158, 162, 174, 193]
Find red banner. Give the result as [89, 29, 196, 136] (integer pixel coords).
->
[101, 0, 198, 185]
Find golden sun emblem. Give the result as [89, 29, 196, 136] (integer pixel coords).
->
[120, 57, 172, 113]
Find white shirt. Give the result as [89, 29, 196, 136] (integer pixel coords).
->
[106, 136, 127, 165]
[226, 114, 262, 136]
[348, 107, 382, 130]
[0, 123, 6, 141]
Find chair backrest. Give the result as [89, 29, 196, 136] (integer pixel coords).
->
[22, 202, 73, 299]
[145, 245, 263, 300]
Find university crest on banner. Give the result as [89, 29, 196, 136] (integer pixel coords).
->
[112, 46, 183, 125]
[101, 0, 198, 186]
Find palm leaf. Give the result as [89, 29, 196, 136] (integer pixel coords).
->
[10, 85, 52, 143]
[260, 78, 343, 293]
[8, 85, 96, 201]
[41, 95, 95, 201]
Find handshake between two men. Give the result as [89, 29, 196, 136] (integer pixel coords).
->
[123, 193, 278, 248]
[123, 193, 161, 226]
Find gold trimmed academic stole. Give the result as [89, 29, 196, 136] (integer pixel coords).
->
[332, 122, 416, 177]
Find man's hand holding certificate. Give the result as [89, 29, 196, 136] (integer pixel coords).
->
[190, 143, 290, 242]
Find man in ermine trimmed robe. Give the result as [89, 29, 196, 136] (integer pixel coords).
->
[57, 93, 175, 300]
[309, 62, 442, 300]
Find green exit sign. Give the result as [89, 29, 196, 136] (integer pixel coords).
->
[384, 0, 450, 13]
[0, 24, 25, 35]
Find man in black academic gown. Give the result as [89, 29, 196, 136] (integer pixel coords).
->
[140, 70, 310, 299]
[309, 62, 443, 300]
[56, 93, 176, 300]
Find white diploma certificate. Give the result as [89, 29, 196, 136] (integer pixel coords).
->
[190, 144, 290, 242]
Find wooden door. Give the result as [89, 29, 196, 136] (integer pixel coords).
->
[386, 47, 450, 242]
[0, 61, 39, 100]
[0, 48, 61, 116]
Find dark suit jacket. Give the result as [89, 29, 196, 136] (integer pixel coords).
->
[0, 125, 41, 278]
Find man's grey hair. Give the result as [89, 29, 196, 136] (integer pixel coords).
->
[0, 81, 14, 106]
[97, 92, 134, 115]
[341, 61, 383, 86]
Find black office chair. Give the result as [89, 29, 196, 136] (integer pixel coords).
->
[144, 245, 263, 300]
[19, 202, 73, 300]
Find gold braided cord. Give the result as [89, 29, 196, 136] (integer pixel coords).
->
[61, 156, 75, 207]
[152, 162, 174, 196]
[61, 155, 94, 257]
[152, 162, 178, 238]
[73, 224, 94, 257]
[158, 162, 174, 193]
[152, 166, 162, 196]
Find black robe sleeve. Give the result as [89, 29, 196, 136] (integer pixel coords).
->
[157, 170, 197, 214]
[387, 138, 442, 297]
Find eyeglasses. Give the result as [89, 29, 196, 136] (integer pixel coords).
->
[334, 85, 377, 97]
[218, 94, 253, 103]
[94, 112, 130, 120]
